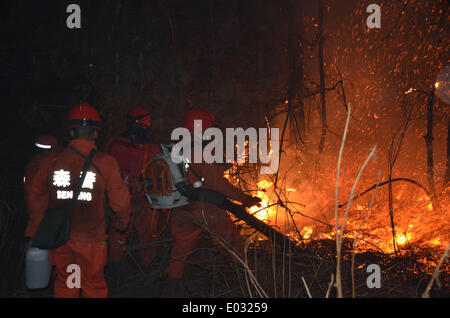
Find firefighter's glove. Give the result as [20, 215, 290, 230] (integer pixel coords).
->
[243, 196, 262, 208]
[112, 217, 129, 233]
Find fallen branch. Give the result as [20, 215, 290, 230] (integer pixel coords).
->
[422, 243, 449, 298]
[317, 0, 327, 154]
[325, 273, 335, 298]
[338, 177, 432, 208]
[301, 276, 312, 298]
[205, 227, 268, 298]
[223, 199, 304, 255]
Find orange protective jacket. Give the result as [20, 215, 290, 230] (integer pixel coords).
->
[187, 161, 249, 212]
[26, 139, 132, 243]
[172, 160, 250, 228]
[24, 155, 43, 203]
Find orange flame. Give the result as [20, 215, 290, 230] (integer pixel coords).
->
[301, 226, 313, 239]
[223, 160, 448, 271]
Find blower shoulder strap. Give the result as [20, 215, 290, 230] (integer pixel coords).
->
[69, 146, 111, 234]
[69, 146, 102, 177]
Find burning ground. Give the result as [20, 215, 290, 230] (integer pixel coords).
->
[0, 0, 449, 298]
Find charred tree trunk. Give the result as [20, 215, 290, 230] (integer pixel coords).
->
[424, 88, 441, 211]
[388, 169, 399, 256]
[295, 46, 306, 139]
[445, 117, 450, 187]
[276, 1, 305, 186]
[425, 88, 436, 193]
[386, 105, 414, 257]
[317, 0, 327, 154]
[222, 200, 303, 255]
[180, 188, 304, 255]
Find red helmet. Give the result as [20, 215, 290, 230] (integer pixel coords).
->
[127, 106, 151, 128]
[182, 107, 215, 132]
[66, 103, 102, 132]
[35, 135, 58, 150]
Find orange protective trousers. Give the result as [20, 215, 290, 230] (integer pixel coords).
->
[167, 160, 249, 279]
[167, 205, 243, 279]
[50, 239, 108, 298]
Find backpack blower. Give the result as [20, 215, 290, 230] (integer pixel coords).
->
[142, 144, 303, 254]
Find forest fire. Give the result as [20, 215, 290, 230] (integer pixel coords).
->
[225, 157, 449, 273]
[1, 0, 448, 301]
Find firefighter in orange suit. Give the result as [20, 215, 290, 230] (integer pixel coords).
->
[165, 108, 261, 296]
[105, 106, 161, 274]
[24, 134, 59, 281]
[24, 134, 59, 202]
[26, 103, 132, 298]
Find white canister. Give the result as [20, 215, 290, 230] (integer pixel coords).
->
[25, 244, 51, 290]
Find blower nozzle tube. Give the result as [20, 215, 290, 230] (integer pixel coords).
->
[175, 182, 302, 254]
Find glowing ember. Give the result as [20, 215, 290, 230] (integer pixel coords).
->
[404, 87, 416, 94]
[257, 180, 273, 189]
[429, 238, 441, 246]
[396, 233, 412, 246]
[301, 226, 313, 239]
[249, 199, 270, 221]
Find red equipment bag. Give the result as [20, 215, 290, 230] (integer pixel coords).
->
[107, 138, 147, 195]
